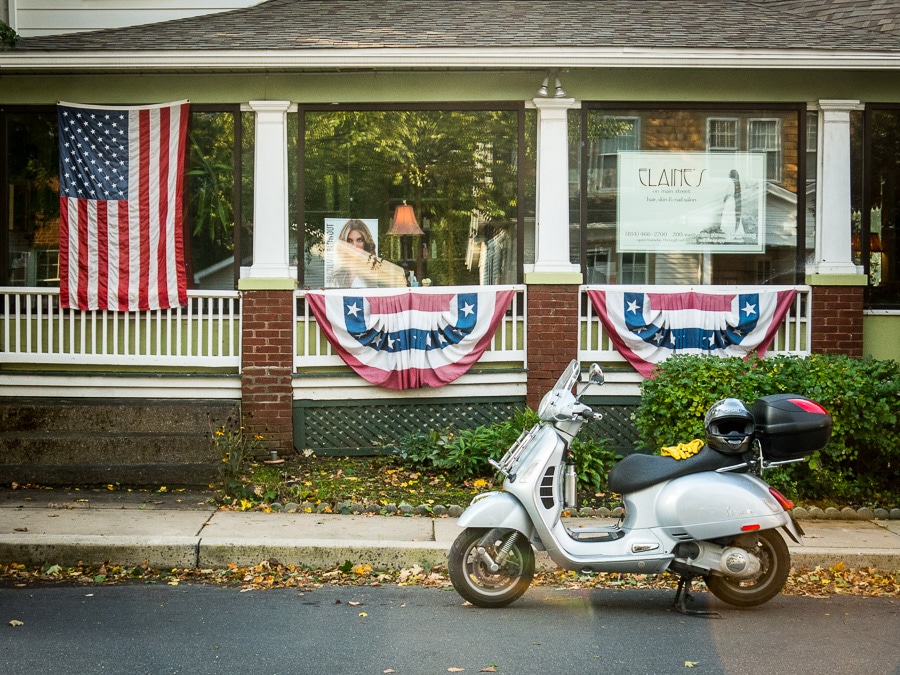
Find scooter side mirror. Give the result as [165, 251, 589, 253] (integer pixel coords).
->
[588, 363, 604, 386]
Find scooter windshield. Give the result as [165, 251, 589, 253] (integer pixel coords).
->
[551, 359, 580, 393]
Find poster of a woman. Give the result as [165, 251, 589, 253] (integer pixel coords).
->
[324, 218, 405, 288]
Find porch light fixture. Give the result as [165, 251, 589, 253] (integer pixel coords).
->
[537, 69, 566, 98]
[388, 201, 424, 236]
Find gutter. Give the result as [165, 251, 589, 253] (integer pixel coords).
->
[2, 47, 900, 72]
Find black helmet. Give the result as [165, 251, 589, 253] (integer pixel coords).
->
[704, 398, 755, 455]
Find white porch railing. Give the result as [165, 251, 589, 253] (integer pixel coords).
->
[578, 285, 812, 364]
[294, 285, 528, 371]
[0, 288, 241, 370]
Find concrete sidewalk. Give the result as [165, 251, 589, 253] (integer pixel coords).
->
[0, 489, 898, 573]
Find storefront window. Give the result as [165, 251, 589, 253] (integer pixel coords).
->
[187, 108, 253, 290]
[300, 107, 527, 288]
[2, 111, 60, 287]
[572, 105, 805, 285]
[0, 106, 249, 290]
[862, 107, 900, 308]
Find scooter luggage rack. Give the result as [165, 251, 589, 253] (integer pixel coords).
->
[489, 424, 542, 480]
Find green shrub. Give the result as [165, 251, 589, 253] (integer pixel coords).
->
[397, 408, 620, 495]
[398, 409, 540, 479]
[634, 354, 900, 506]
[569, 435, 620, 497]
[0, 22, 19, 51]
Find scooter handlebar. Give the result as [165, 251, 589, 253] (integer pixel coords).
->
[571, 404, 601, 421]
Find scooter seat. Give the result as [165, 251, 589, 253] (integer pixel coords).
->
[607, 445, 749, 494]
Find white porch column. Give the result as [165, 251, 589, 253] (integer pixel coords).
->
[807, 100, 864, 279]
[239, 100, 295, 290]
[526, 97, 582, 284]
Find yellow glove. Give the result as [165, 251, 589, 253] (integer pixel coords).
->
[660, 438, 704, 460]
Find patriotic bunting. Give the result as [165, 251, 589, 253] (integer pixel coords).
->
[587, 288, 797, 377]
[58, 100, 189, 311]
[305, 288, 515, 389]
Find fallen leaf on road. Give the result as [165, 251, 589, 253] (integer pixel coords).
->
[685, 662, 698, 668]
[358, 612, 367, 617]
[480, 667, 498, 672]
[9, 620, 23, 627]
[448, 669, 464, 673]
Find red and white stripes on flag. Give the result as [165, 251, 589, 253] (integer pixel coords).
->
[587, 288, 797, 377]
[306, 288, 515, 389]
[58, 100, 189, 311]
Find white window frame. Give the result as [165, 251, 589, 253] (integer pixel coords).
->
[748, 117, 783, 182]
[588, 115, 640, 193]
[707, 117, 740, 151]
[619, 252, 648, 284]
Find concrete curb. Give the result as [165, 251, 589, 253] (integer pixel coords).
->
[198, 538, 449, 570]
[1, 505, 898, 574]
[789, 548, 900, 572]
[0, 534, 199, 569]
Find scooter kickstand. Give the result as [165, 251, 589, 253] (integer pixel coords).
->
[674, 576, 721, 619]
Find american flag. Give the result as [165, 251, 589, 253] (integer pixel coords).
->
[58, 100, 189, 311]
[306, 288, 515, 389]
[587, 288, 797, 377]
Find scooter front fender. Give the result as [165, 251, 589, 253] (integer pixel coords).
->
[457, 491, 535, 538]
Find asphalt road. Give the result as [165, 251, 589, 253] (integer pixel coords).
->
[1, 583, 898, 674]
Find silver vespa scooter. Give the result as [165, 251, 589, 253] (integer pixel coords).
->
[448, 360, 832, 615]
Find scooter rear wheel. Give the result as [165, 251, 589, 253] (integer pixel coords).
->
[449, 527, 535, 608]
[705, 529, 790, 608]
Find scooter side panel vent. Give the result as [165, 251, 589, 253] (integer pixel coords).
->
[540, 466, 556, 509]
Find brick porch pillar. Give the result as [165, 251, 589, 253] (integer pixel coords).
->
[526, 285, 581, 410]
[240, 289, 295, 455]
[238, 100, 296, 456]
[809, 283, 865, 356]
[525, 95, 583, 410]
[805, 101, 867, 359]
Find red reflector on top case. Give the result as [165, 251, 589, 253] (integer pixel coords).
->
[787, 398, 828, 415]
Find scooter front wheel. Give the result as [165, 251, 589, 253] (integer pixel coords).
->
[449, 527, 535, 608]
[705, 529, 790, 608]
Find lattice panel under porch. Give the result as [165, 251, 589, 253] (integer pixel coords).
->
[294, 397, 526, 455]
[580, 396, 642, 456]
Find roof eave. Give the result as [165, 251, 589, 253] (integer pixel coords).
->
[2, 47, 900, 72]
